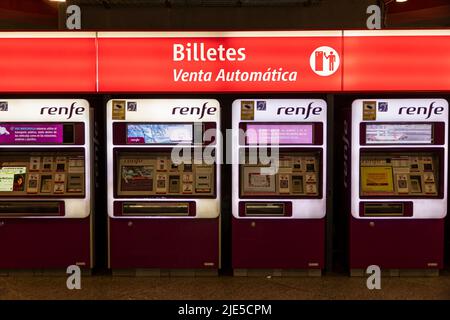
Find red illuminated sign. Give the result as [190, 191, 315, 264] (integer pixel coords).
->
[0, 33, 97, 93]
[0, 31, 449, 93]
[97, 32, 343, 92]
[343, 30, 450, 92]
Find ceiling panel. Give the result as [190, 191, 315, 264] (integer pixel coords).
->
[69, 0, 320, 6]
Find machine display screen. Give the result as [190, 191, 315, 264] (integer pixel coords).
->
[116, 151, 215, 197]
[0, 123, 64, 144]
[240, 150, 321, 198]
[360, 152, 439, 197]
[0, 150, 85, 197]
[246, 124, 313, 145]
[366, 124, 433, 144]
[126, 123, 193, 144]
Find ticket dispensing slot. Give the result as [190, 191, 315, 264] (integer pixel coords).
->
[360, 202, 413, 217]
[240, 202, 292, 217]
[0, 201, 64, 217]
[119, 202, 195, 217]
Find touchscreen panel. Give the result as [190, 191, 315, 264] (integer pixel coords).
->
[0, 123, 63, 144]
[366, 124, 433, 144]
[126, 123, 193, 144]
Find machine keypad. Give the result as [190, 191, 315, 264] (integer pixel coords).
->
[117, 152, 215, 197]
[0, 151, 85, 197]
[360, 153, 439, 196]
[240, 151, 320, 197]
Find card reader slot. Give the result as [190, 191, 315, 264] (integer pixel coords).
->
[0, 201, 63, 216]
[244, 203, 286, 216]
[122, 202, 191, 216]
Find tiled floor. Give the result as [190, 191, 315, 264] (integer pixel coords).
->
[1, 272, 450, 300]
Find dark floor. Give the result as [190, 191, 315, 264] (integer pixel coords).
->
[1, 272, 450, 300]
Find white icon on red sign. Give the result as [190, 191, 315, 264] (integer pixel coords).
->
[310, 46, 340, 76]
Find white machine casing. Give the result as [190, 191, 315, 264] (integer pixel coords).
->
[106, 99, 221, 219]
[351, 98, 448, 220]
[0, 99, 92, 219]
[232, 99, 327, 219]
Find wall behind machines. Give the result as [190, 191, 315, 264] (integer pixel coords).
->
[59, 0, 377, 30]
[0, 1, 58, 30]
[384, 0, 450, 28]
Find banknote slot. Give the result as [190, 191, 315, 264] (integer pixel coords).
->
[244, 203, 285, 216]
[0, 201, 62, 216]
[122, 202, 191, 216]
[362, 202, 404, 217]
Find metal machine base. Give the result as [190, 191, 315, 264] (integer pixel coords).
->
[234, 268, 321, 277]
[0, 268, 92, 277]
[112, 269, 218, 277]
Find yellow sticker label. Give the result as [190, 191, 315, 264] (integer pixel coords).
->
[112, 100, 126, 120]
[363, 101, 376, 121]
[361, 166, 394, 193]
[241, 101, 255, 120]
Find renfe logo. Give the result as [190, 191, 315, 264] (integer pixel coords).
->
[40, 102, 85, 119]
[172, 102, 217, 120]
[398, 101, 444, 119]
[277, 102, 322, 119]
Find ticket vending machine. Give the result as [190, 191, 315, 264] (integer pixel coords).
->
[107, 99, 221, 273]
[231, 99, 327, 275]
[343, 99, 448, 274]
[0, 99, 93, 270]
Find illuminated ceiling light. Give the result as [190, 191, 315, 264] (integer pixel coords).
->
[396, 0, 408, 2]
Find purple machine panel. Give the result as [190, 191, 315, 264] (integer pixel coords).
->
[246, 124, 313, 145]
[0, 217, 91, 269]
[232, 218, 325, 269]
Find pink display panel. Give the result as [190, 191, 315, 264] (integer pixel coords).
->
[0, 123, 63, 145]
[246, 124, 313, 145]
